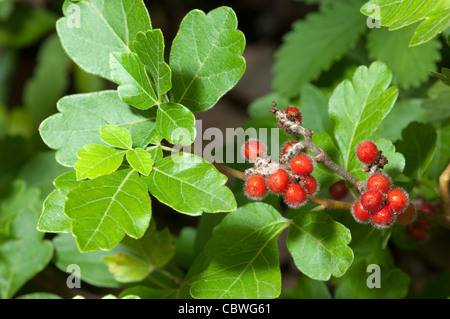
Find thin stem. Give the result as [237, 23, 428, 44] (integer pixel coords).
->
[439, 163, 450, 216]
[214, 163, 246, 180]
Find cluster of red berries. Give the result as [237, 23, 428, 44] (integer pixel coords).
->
[351, 141, 411, 229]
[243, 107, 318, 208]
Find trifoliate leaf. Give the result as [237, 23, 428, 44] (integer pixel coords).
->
[110, 52, 158, 110]
[367, 24, 441, 88]
[56, 0, 151, 80]
[126, 148, 153, 176]
[100, 125, 132, 150]
[273, 1, 366, 97]
[286, 211, 354, 281]
[329, 62, 398, 179]
[361, 0, 450, 46]
[39, 90, 155, 167]
[74, 144, 126, 180]
[133, 30, 172, 97]
[170, 6, 246, 112]
[190, 203, 288, 299]
[143, 153, 236, 215]
[156, 102, 196, 146]
[65, 169, 152, 252]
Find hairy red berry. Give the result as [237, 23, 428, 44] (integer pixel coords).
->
[367, 173, 391, 194]
[396, 202, 417, 224]
[303, 175, 318, 196]
[328, 180, 349, 199]
[245, 175, 267, 200]
[361, 190, 384, 212]
[243, 140, 266, 162]
[285, 106, 302, 123]
[351, 201, 371, 223]
[356, 140, 378, 164]
[387, 188, 409, 213]
[290, 154, 314, 176]
[284, 184, 307, 208]
[371, 204, 396, 229]
[268, 169, 290, 194]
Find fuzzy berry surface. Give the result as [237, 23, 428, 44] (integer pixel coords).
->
[351, 201, 371, 223]
[283, 141, 297, 154]
[328, 180, 348, 199]
[268, 169, 290, 194]
[245, 175, 267, 200]
[243, 140, 266, 161]
[284, 184, 307, 208]
[367, 173, 391, 194]
[356, 140, 378, 164]
[371, 204, 395, 229]
[387, 188, 408, 213]
[303, 175, 318, 196]
[290, 154, 314, 176]
[284, 106, 302, 122]
[361, 190, 384, 212]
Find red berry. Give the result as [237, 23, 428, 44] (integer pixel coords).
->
[283, 141, 297, 154]
[284, 184, 307, 208]
[303, 175, 318, 196]
[396, 202, 417, 224]
[361, 190, 384, 212]
[387, 188, 408, 213]
[371, 204, 396, 229]
[407, 223, 429, 242]
[328, 180, 349, 199]
[367, 173, 391, 194]
[243, 140, 266, 162]
[418, 202, 437, 214]
[290, 154, 314, 176]
[351, 201, 371, 223]
[285, 106, 302, 123]
[245, 175, 267, 200]
[356, 140, 378, 164]
[268, 169, 290, 194]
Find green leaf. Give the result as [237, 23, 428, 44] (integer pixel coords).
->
[133, 29, 172, 97]
[367, 24, 441, 88]
[0, 184, 53, 299]
[143, 153, 237, 215]
[103, 253, 152, 283]
[146, 145, 163, 162]
[273, 1, 366, 97]
[333, 260, 410, 298]
[126, 148, 154, 176]
[281, 275, 332, 299]
[372, 138, 405, 178]
[75, 144, 126, 180]
[56, 0, 152, 80]
[100, 125, 132, 149]
[0, 0, 14, 21]
[311, 132, 342, 189]
[170, 6, 246, 112]
[376, 99, 428, 142]
[395, 122, 437, 179]
[0, 5, 57, 48]
[432, 67, 450, 86]
[65, 169, 152, 252]
[427, 122, 450, 179]
[39, 90, 155, 167]
[37, 172, 80, 233]
[300, 84, 334, 136]
[16, 293, 62, 299]
[361, 0, 450, 46]
[23, 34, 71, 122]
[423, 81, 450, 122]
[156, 102, 196, 146]
[190, 203, 288, 299]
[110, 52, 158, 109]
[329, 61, 398, 178]
[286, 211, 354, 281]
[53, 233, 124, 288]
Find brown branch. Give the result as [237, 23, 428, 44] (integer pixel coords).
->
[416, 209, 450, 230]
[439, 163, 450, 216]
